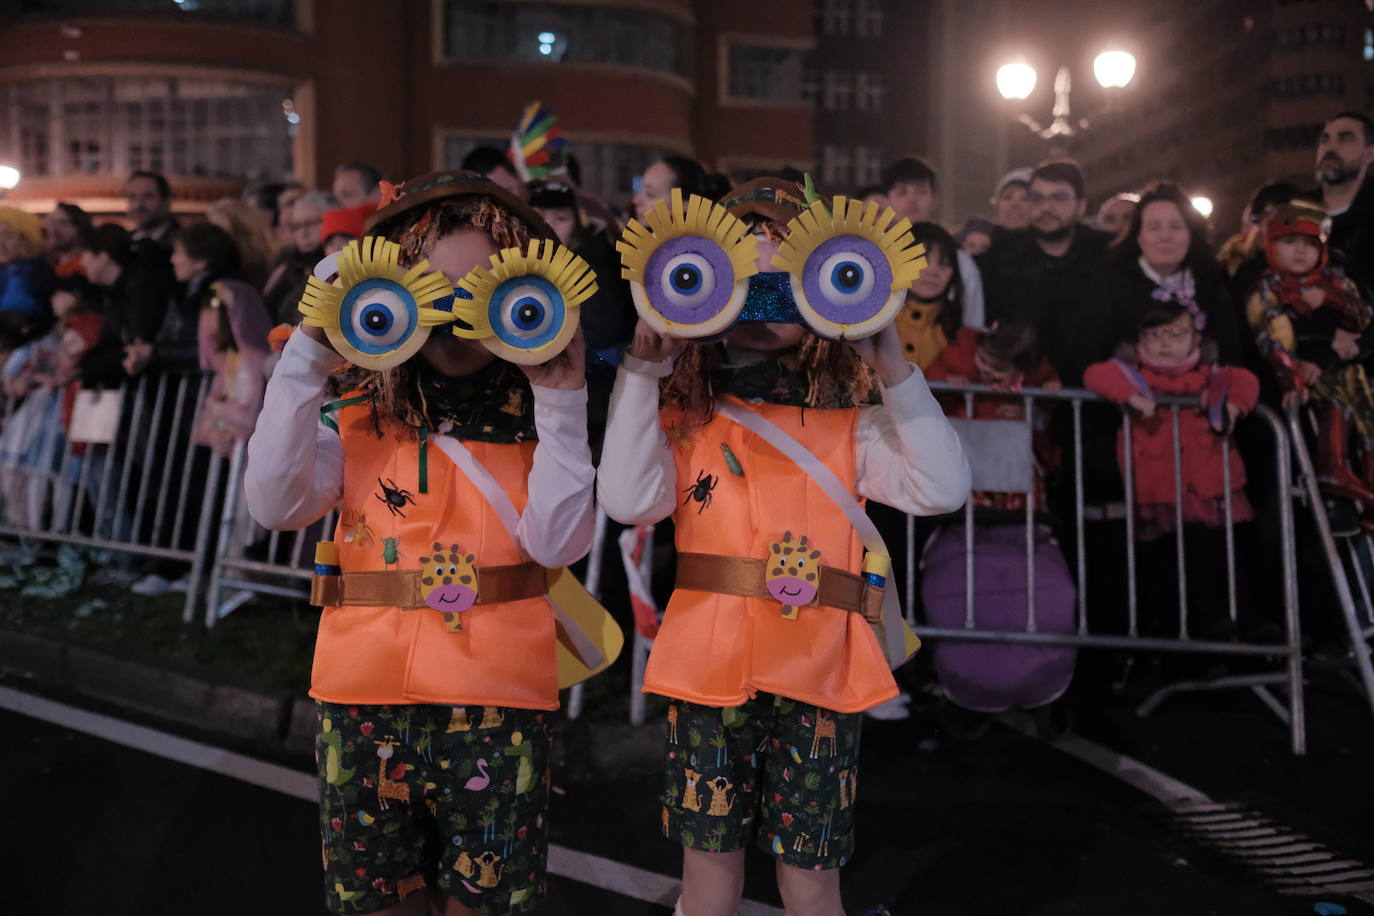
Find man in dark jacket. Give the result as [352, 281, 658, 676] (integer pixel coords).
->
[124, 171, 179, 251]
[1316, 111, 1374, 300]
[77, 223, 174, 389]
[978, 159, 1113, 384]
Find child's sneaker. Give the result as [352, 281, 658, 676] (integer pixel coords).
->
[863, 692, 911, 721]
[131, 573, 174, 595]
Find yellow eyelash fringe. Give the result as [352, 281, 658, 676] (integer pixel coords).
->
[772, 197, 928, 291]
[299, 236, 455, 330]
[617, 188, 759, 286]
[452, 239, 598, 339]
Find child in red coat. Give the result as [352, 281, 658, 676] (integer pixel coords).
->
[1084, 301, 1259, 638]
[1084, 301, 1258, 540]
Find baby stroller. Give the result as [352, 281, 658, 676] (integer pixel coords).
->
[920, 415, 1078, 736]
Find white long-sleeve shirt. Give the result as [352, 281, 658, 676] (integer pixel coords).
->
[244, 331, 596, 569]
[596, 353, 970, 527]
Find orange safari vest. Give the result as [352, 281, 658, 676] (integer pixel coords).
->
[309, 399, 560, 710]
[643, 395, 899, 714]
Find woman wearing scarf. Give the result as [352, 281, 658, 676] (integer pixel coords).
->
[1067, 181, 1242, 387]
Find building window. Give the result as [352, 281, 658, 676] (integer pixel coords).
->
[726, 43, 805, 103]
[1265, 123, 1324, 151]
[818, 0, 855, 37]
[15, 0, 293, 26]
[1274, 24, 1345, 50]
[821, 144, 851, 186]
[822, 70, 853, 111]
[441, 134, 656, 206]
[852, 145, 883, 186]
[1272, 73, 1347, 98]
[442, 1, 686, 76]
[855, 71, 883, 112]
[855, 0, 883, 38]
[0, 76, 293, 181]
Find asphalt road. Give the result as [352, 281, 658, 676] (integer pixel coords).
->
[4, 674, 1373, 916]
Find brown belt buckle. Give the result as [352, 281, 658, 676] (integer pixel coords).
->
[764, 531, 822, 620]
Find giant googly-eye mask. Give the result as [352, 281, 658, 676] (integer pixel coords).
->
[618, 190, 927, 341]
[448, 238, 597, 365]
[298, 237, 456, 370]
[616, 189, 761, 339]
[300, 235, 596, 369]
[771, 197, 928, 340]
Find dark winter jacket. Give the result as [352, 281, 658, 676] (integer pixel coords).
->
[977, 224, 1113, 382]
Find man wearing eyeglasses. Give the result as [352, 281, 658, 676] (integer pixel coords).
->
[979, 159, 1113, 385]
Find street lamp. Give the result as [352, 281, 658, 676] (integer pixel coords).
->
[1093, 50, 1136, 90]
[0, 165, 19, 192]
[995, 62, 1036, 102]
[997, 50, 1136, 142]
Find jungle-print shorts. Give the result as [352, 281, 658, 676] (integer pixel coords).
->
[661, 693, 862, 870]
[316, 701, 550, 914]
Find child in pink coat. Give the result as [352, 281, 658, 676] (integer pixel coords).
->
[1084, 301, 1258, 540]
[1084, 301, 1259, 636]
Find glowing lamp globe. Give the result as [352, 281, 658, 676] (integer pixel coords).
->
[1093, 50, 1136, 89]
[0, 166, 19, 190]
[996, 62, 1037, 101]
[1191, 196, 1214, 219]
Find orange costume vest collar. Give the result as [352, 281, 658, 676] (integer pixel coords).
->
[646, 396, 899, 714]
[310, 400, 560, 709]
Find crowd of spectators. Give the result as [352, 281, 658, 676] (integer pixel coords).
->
[0, 109, 1369, 614]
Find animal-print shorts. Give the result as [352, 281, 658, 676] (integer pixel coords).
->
[315, 701, 550, 914]
[661, 694, 861, 870]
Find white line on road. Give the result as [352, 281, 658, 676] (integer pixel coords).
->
[0, 686, 785, 915]
[999, 713, 1374, 906]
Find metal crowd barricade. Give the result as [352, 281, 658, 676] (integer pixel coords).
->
[615, 383, 1307, 754]
[202, 437, 338, 627]
[0, 370, 1311, 754]
[917, 382, 1304, 754]
[0, 373, 225, 624]
[1283, 408, 1374, 721]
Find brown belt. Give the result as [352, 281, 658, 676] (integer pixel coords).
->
[311, 562, 549, 610]
[675, 552, 884, 623]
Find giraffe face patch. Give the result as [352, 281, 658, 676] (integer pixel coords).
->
[420, 542, 478, 614]
[766, 531, 821, 607]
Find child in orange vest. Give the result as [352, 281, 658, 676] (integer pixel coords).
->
[598, 180, 969, 916]
[245, 171, 604, 916]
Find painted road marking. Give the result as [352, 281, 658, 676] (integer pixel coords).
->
[999, 714, 1374, 904]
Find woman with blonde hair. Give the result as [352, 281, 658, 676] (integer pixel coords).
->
[205, 197, 277, 291]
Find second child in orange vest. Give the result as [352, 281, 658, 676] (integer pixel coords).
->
[244, 172, 597, 916]
[598, 180, 969, 916]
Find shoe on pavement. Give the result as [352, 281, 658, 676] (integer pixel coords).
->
[131, 574, 173, 595]
[864, 692, 912, 721]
